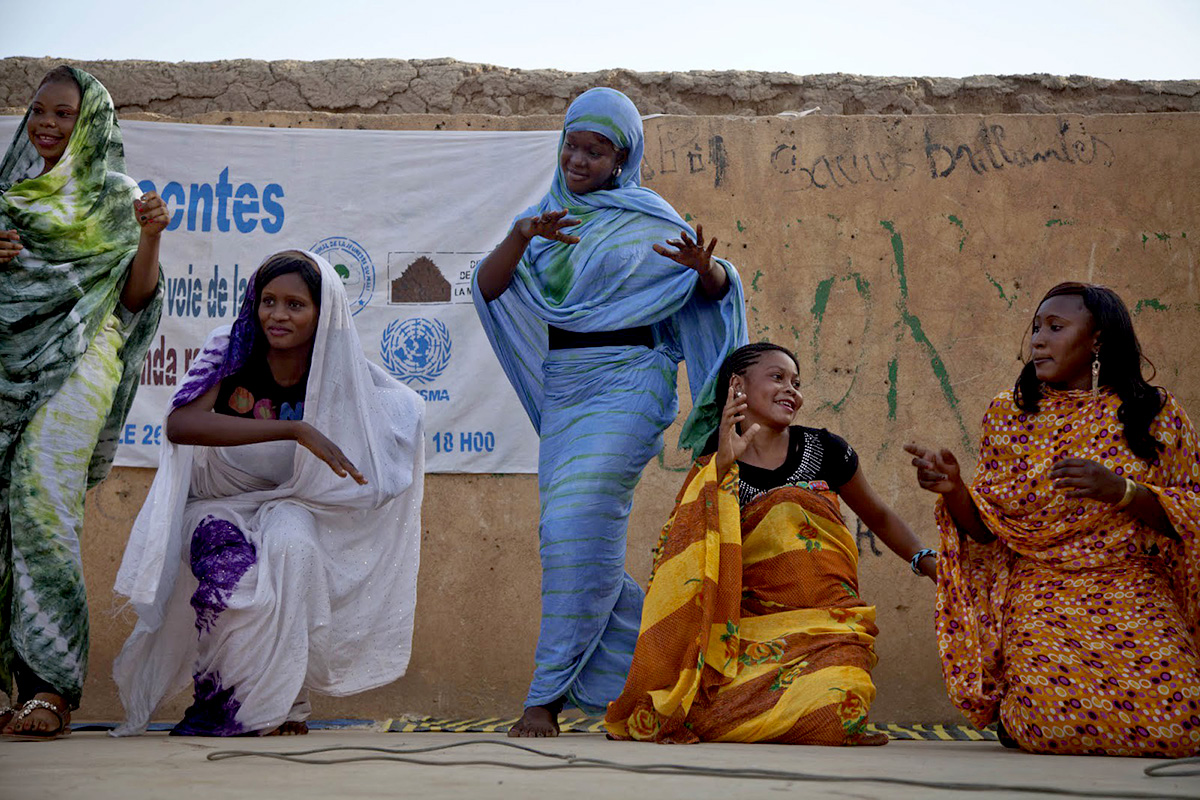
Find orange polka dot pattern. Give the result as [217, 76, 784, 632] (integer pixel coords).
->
[934, 388, 1200, 757]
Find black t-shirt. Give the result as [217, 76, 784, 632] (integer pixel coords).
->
[736, 425, 858, 507]
[214, 366, 307, 421]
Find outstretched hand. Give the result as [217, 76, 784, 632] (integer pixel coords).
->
[715, 386, 760, 480]
[0, 230, 22, 265]
[654, 224, 717, 275]
[295, 422, 367, 485]
[904, 442, 963, 495]
[516, 209, 581, 245]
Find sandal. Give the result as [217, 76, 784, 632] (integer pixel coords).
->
[4, 697, 71, 741]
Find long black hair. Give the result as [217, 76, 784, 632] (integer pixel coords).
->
[1014, 281, 1165, 462]
[701, 342, 800, 456]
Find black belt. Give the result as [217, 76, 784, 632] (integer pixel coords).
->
[547, 325, 654, 350]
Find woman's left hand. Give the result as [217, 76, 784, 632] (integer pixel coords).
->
[654, 224, 717, 275]
[1049, 458, 1125, 502]
[133, 191, 169, 237]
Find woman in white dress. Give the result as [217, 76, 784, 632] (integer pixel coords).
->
[112, 250, 424, 736]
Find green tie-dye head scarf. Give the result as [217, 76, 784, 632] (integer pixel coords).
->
[0, 65, 163, 487]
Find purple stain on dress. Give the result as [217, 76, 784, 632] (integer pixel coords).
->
[190, 515, 256, 634]
[171, 671, 245, 736]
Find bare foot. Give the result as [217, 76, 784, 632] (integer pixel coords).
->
[0, 706, 14, 736]
[508, 705, 560, 738]
[265, 720, 309, 736]
[7, 693, 70, 739]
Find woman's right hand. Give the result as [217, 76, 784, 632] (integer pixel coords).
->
[715, 387, 760, 480]
[515, 209, 581, 244]
[904, 442, 963, 495]
[294, 422, 367, 485]
[0, 230, 22, 264]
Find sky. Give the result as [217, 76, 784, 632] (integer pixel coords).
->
[4, 0, 1199, 80]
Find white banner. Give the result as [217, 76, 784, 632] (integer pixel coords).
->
[0, 118, 557, 472]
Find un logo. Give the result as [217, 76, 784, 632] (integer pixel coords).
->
[311, 236, 375, 316]
[380, 318, 452, 385]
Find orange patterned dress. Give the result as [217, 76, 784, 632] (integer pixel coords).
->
[604, 457, 885, 745]
[937, 388, 1200, 757]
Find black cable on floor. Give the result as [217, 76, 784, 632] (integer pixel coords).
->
[205, 739, 1198, 799]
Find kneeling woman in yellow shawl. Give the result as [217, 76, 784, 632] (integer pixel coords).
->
[606, 343, 935, 744]
[906, 282, 1200, 757]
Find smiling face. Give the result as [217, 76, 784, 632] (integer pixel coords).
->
[732, 350, 803, 431]
[258, 271, 319, 354]
[559, 130, 626, 195]
[1030, 293, 1099, 390]
[26, 80, 82, 173]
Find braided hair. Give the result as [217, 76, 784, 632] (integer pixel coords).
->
[1014, 281, 1165, 463]
[701, 342, 801, 456]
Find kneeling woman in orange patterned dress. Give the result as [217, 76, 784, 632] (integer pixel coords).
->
[605, 343, 936, 744]
[906, 282, 1200, 757]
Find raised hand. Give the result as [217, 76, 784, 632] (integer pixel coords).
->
[516, 209, 581, 244]
[654, 224, 718, 275]
[715, 386, 761, 480]
[1049, 458, 1125, 502]
[0, 230, 22, 264]
[295, 422, 367, 485]
[133, 191, 169, 237]
[904, 442, 963, 495]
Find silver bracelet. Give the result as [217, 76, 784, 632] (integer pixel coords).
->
[909, 548, 937, 575]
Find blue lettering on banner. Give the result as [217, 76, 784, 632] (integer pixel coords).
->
[166, 263, 252, 319]
[380, 317, 452, 384]
[312, 236, 376, 315]
[138, 168, 285, 234]
[431, 431, 495, 454]
[121, 423, 162, 446]
[417, 389, 450, 402]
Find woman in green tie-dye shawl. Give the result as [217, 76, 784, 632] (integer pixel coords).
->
[0, 66, 166, 738]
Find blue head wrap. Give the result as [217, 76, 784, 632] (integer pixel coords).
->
[473, 87, 747, 453]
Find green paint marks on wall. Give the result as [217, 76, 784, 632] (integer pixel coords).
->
[684, 213, 693, 222]
[1134, 298, 1169, 314]
[852, 273, 871, 296]
[879, 220, 971, 452]
[809, 273, 873, 414]
[751, 270, 765, 291]
[985, 272, 1014, 308]
[1045, 219, 1075, 227]
[827, 213, 841, 223]
[887, 358, 898, 420]
[880, 221, 909, 298]
[736, 220, 746, 233]
[947, 214, 968, 252]
[810, 277, 836, 347]
[1155, 232, 1171, 241]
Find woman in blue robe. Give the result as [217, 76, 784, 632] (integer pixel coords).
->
[473, 87, 747, 737]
